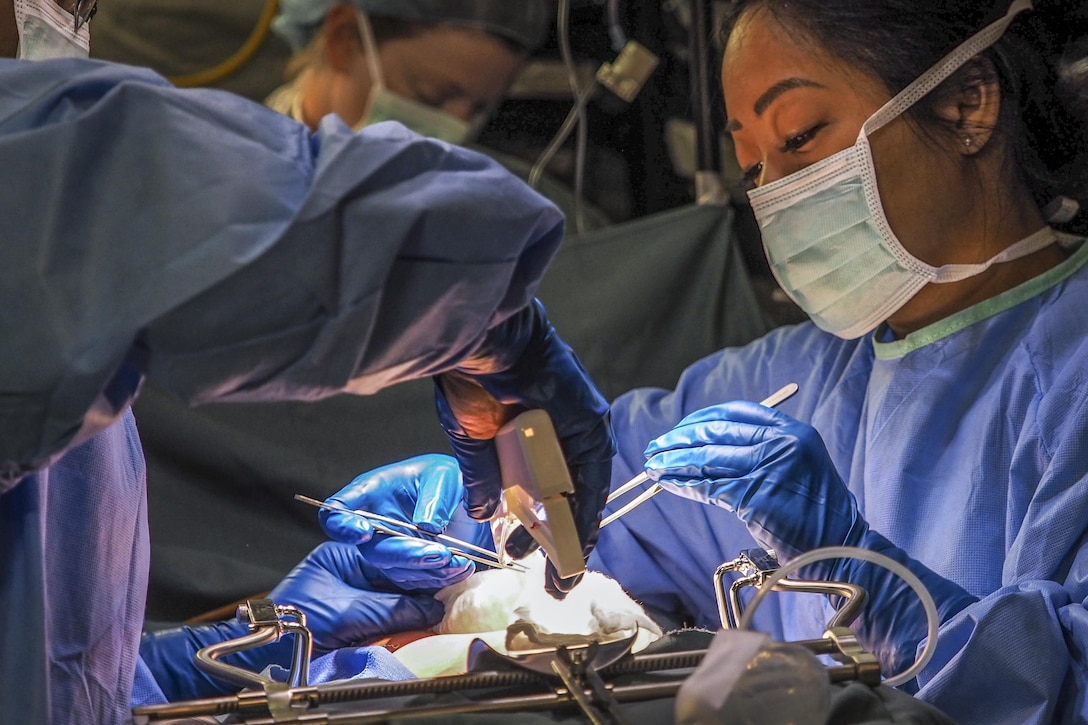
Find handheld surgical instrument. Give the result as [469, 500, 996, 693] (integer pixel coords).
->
[495, 409, 586, 580]
[600, 382, 799, 527]
[294, 495, 527, 573]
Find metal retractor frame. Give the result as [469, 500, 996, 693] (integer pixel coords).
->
[132, 553, 882, 725]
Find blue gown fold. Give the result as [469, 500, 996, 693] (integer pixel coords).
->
[0, 57, 564, 487]
[0, 56, 564, 724]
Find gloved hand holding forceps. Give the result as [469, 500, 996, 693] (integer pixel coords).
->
[643, 400, 978, 678]
[320, 454, 492, 591]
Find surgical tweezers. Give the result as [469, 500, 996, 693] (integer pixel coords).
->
[599, 382, 800, 527]
[294, 495, 527, 573]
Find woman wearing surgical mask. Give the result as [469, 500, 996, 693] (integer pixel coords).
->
[589, 1, 1088, 721]
[332, 0, 1088, 720]
[266, 0, 545, 144]
[263, 0, 613, 228]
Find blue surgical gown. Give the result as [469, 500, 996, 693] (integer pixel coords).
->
[591, 237, 1088, 724]
[0, 58, 565, 723]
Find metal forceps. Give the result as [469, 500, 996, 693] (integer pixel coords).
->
[600, 382, 800, 528]
[294, 495, 527, 572]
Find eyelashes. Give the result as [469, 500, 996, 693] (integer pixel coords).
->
[740, 122, 829, 188]
[780, 122, 827, 153]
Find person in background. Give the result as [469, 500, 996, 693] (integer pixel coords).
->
[92, 0, 614, 228]
[266, 0, 541, 144]
[265, 0, 612, 229]
[0, 0, 614, 721]
[314, 0, 1088, 722]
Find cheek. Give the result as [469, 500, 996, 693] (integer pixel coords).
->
[871, 125, 936, 197]
[867, 124, 954, 258]
[869, 131, 915, 217]
[0, 0, 18, 58]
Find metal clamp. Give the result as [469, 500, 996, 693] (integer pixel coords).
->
[132, 626, 882, 723]
[194, 598, 313, 692]
[495, 410, 586, 580]
[714, 548, 868, 631]
[714, 548, 880, 685]
[823, 626, 882, 685]
[550, 643, 633, 725]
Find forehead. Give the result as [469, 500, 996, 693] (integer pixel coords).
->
[386, 25, 524, 93]
[721, 9, 881, 111]
[398, 24, 519, 59]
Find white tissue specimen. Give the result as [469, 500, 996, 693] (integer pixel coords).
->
[434, 553, 662, 640]
[391, 555, 663, 677]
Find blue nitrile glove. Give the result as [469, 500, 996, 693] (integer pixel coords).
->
[140, 542, 444, 702]
[320, 454, 487, 590]
[643, 401, 978, 679]
[435, 299, 615, 599]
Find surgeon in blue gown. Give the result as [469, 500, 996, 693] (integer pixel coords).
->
[325, 1, 1088, 723]
[0, 1, 615, 722]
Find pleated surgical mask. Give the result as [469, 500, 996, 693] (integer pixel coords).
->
[747, 0, 1052, 339]
[15, 0, 90, 60]
[352, 10, 476, 145]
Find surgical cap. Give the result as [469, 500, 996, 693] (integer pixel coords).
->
[272, 0, 555, 53]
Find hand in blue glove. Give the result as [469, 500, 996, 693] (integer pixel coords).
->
[435, 299, 615, 599]
[644, 400, 977, 679]
[320, 454, 487, 591]
[140, 542, 443, 702]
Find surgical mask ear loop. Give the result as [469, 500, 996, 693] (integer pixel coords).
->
[848, 0, 1043, 284]
[853, 0, 1048, 286]
[860, 0, 1033, 142]
[354, 9, 386, 124]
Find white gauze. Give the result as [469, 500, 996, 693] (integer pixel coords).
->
[434, 552, 663, 640]
[391, 554, 663, 677]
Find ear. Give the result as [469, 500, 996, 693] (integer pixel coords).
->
[933, 56, 1002, 156]
[320, 2, 365, 73]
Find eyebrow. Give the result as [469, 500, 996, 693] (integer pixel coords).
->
[723, 77, 827, 133]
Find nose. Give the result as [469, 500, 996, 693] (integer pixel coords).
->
[757, 161, 790, 187]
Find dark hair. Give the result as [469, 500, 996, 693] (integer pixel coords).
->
[286, 14, 525, 82]
[370, 16, 526, 54]
[717, 0, 1088, 234]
